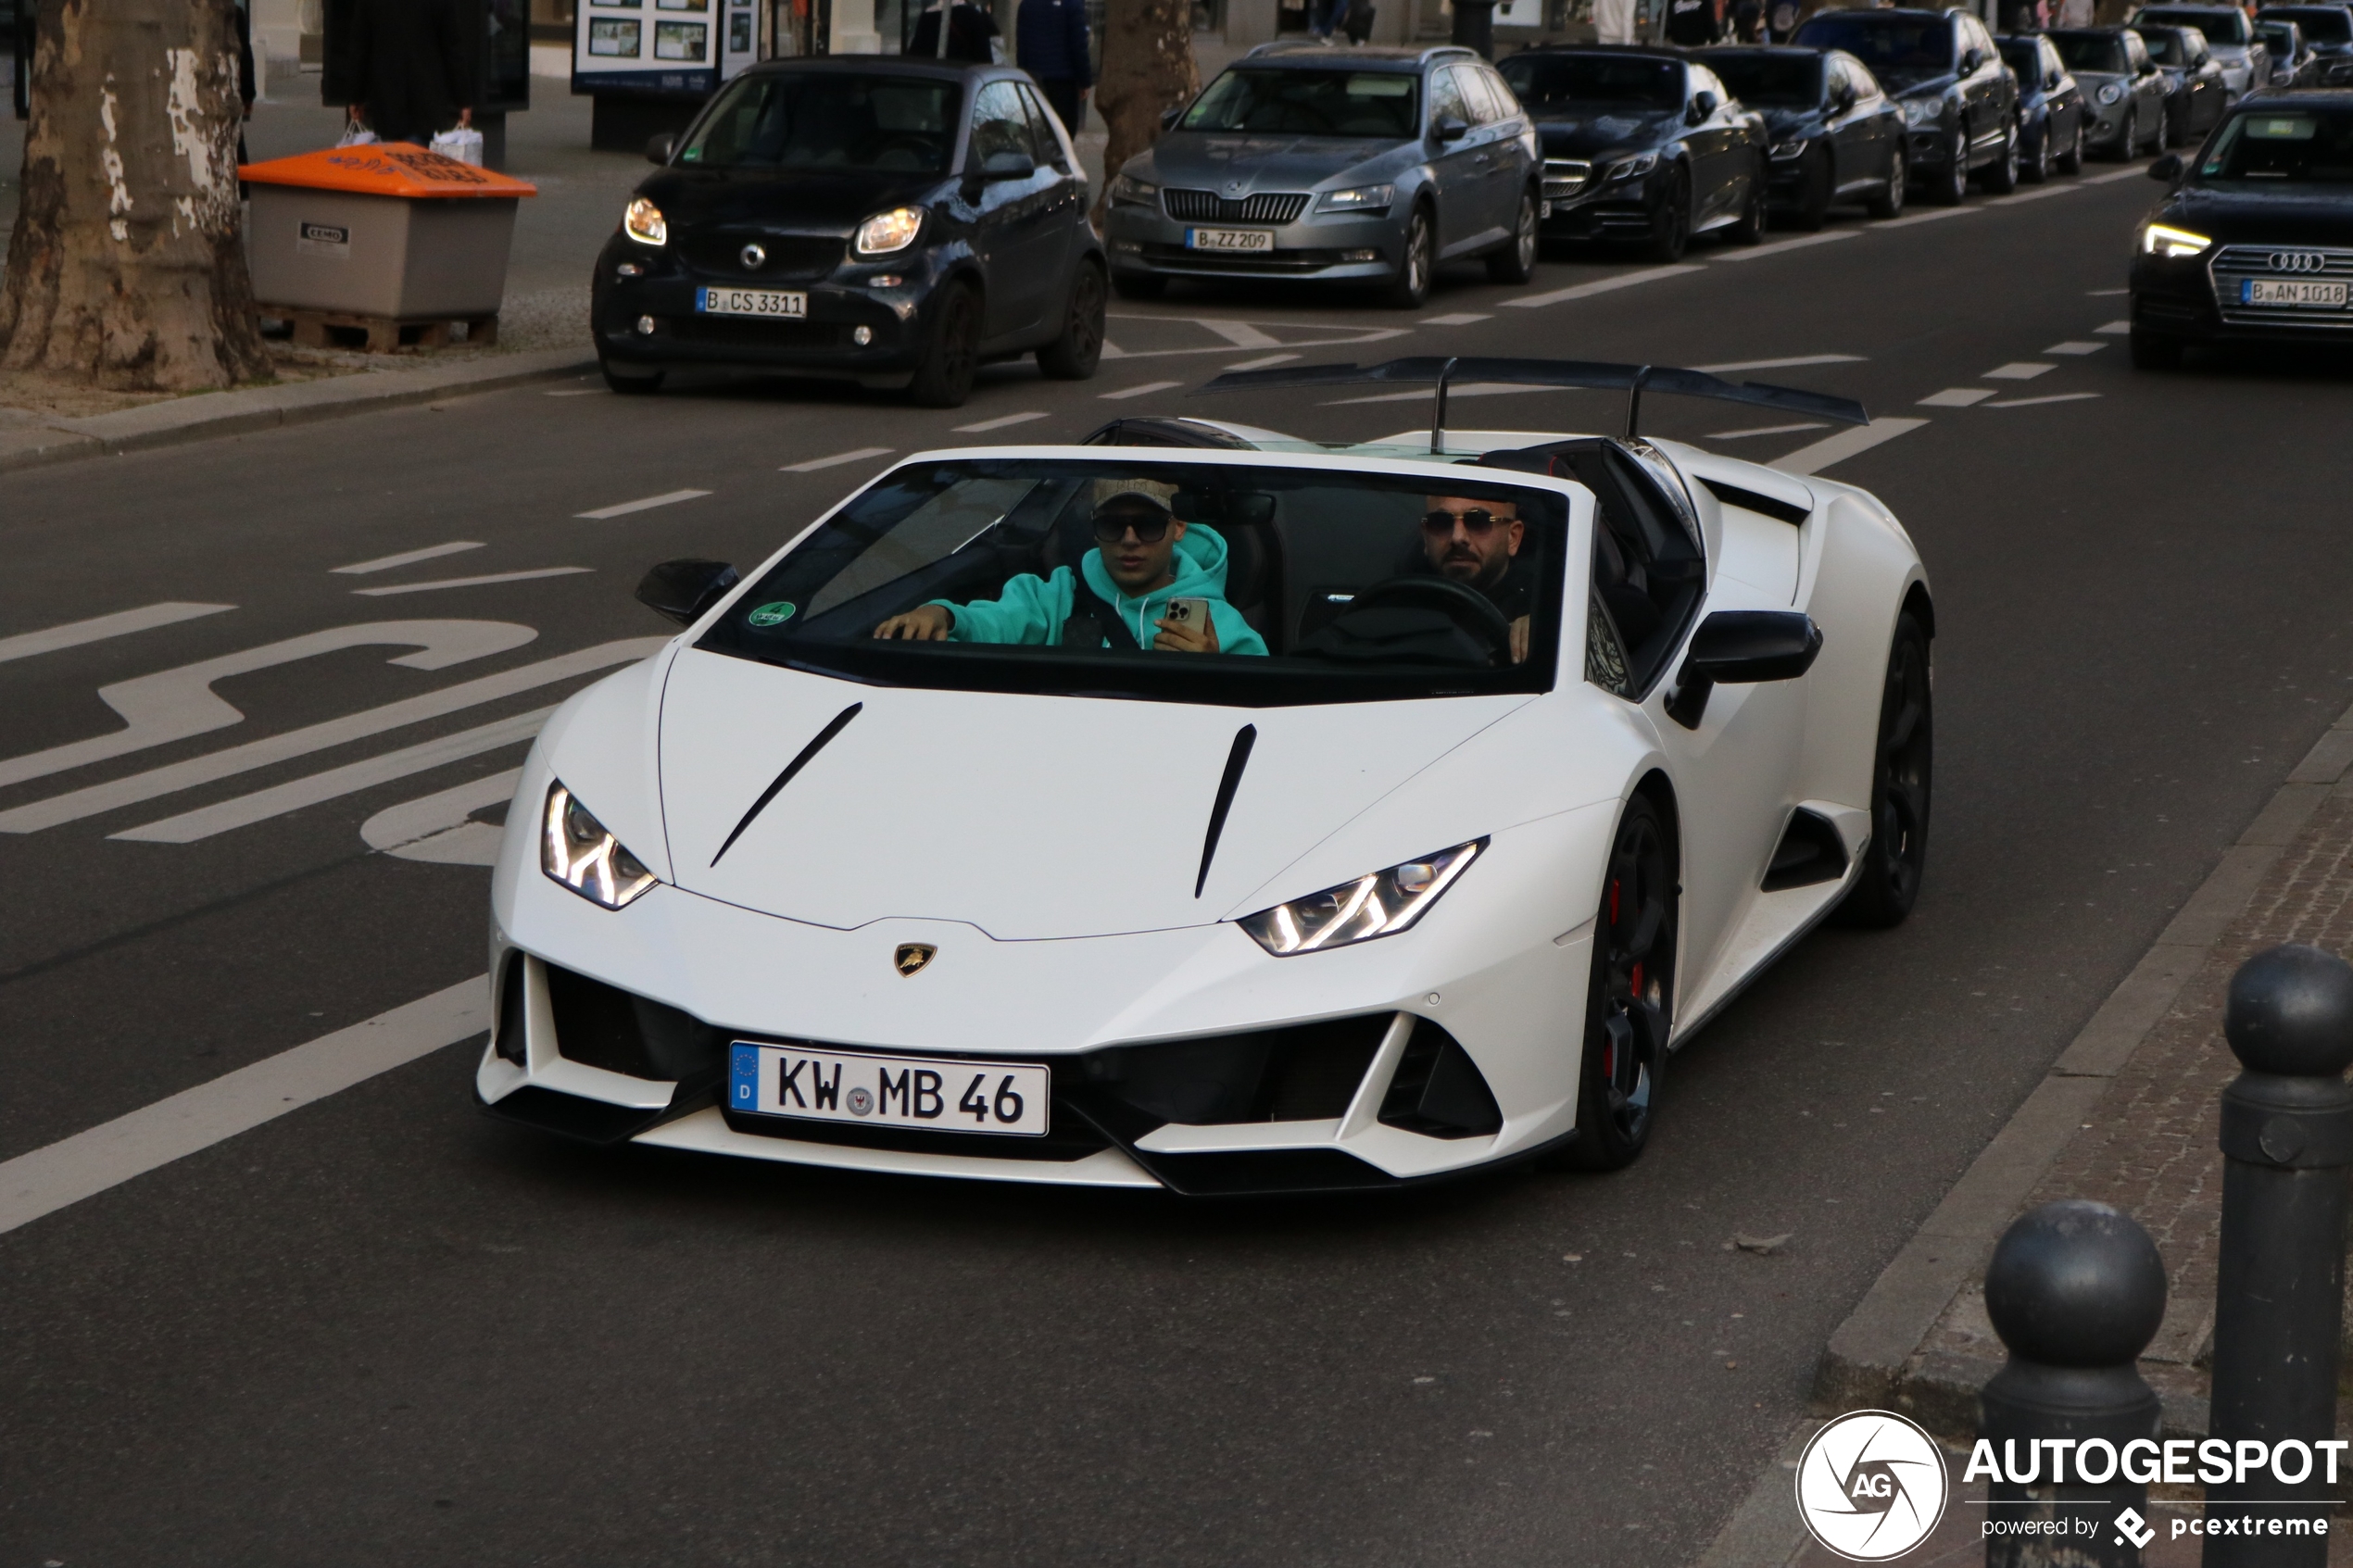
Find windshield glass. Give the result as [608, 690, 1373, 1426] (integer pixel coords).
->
[1999, 40, 2045, 77]
[2257, 21, 2303, 51]
[1698, 52, 1822, 107]
[698, 458, 1567, 705]
[2052, 31, 2131, 71]
[1497, 53, 1684, 108]
[2197, 107, 2353, 181]
[1791, 16, 1955, 76]
[2143, 29, 2190, 62]
[677, 72, 960, 173]
[2139, 6, 2248, 42]
[1180, 69, 1421, 136]
[2268, 6, 2353, 40]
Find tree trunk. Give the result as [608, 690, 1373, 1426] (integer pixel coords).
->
[0, 0, 270, 391]
[1092, 0, 1198, 228]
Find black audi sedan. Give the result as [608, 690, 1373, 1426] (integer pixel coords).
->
[1695, 45, 1907, 227]
[1496, 46, 1768, 261]
[592, 58, 1105, 407]
[2137, 23, 2230, 144]
[2129, 90, 2353, 367]
[1997, 32, 2089, 179]
[1791, 6, 2021, 203]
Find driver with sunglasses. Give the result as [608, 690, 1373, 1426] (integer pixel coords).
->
[872, 487, 1268, 656]
[1420, 494, 1534, 663]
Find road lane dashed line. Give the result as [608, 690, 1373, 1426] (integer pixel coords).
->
[2044, 341, 2107, 355]
[352, 567, 593, 597]
[1919, 387, 1995, 407]
[1419, 312, 1491, 325]
[1223, 352, 1301, 372]
[574, 488, 711, 520]
[0, 977, 489, 1237]
[1983, 391, 2102, 408]
[2096, 320, 2132, 333]
[1100, 380, 1183, 400]
[1710, 230, 1858, 262]
[1983, 361, 2056, 380]
[2082, 165, 2155, 183]
[1875, 207, 1979, 230]
[2089, 287, 2129, 295]
[332, 542, 485, 576]
[0, 603, 234, 666]
[952, 410, 1050, 433]
[1695, 354, 1865, 373]
[1504, 264, 1705, 307]
[1771, 418, 1930, 476]
[543, 388, 606, 397]
[781, 446, 893, 472]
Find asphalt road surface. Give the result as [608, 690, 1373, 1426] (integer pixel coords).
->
[6, 163, 2352, 1568]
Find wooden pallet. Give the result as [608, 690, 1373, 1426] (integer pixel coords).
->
[278, 307, 498, 353]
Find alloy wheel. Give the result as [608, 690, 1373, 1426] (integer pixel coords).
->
[1567, 797, 1678, 1169]
[1839, 614, 1932, 926]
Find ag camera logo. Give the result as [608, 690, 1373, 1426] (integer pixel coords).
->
[1795, 1410, 1950, 1562]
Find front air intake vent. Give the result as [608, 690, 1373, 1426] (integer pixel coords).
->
[544, 963, 726, 1085]
[1377, 1019, 1503, 1139]
[1760, 808, 1850, 892]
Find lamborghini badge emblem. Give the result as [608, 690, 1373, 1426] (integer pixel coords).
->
[894, 943, 937, 977]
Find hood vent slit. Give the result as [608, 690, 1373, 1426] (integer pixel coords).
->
[710, 702, 862, 867]
[1195, 724, 1257, 899]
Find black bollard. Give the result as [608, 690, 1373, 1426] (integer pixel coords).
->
[1981, 1199, 2168, 1568]
[2204, 944, 2353, 1568]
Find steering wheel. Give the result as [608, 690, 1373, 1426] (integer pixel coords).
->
[873, 135, 938, 164]
[1336, 575, 1516, 663]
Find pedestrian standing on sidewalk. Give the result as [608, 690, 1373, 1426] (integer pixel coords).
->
[345, 0, 473, 148]
[1595, 0, 1639, 44]
[1664, 0, 1720, 45]
[909, 0, 1000, 63]
[1016, 0, 1092, 134]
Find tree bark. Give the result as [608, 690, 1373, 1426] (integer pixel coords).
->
[0, 0, 270, 391]
[1092, 0, 1198, 228]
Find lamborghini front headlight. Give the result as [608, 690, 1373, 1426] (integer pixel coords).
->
[543, 782, 659, 909]
[1238, 839, 1485, 956]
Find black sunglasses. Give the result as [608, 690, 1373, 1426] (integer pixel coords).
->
[1422, 507, 1508, 536]
[1092, 513, 1172, 544]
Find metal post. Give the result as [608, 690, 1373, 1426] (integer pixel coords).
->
[2205, 943, 2353, 1568]
[1981, 1198, 2168, 1568]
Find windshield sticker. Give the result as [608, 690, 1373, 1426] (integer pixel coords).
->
[1348, 75, 1415, 95]
[2250, 116, 2319, 139]
[748, 601, 798, 627]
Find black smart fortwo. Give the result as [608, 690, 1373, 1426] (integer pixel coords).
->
[592, 57, 1106, 407]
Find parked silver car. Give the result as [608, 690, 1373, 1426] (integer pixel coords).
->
[1103, 44, 1541, 308]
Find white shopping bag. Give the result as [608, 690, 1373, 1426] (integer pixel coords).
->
[336, 126, 379, 147]
[430, 127, 484, 166]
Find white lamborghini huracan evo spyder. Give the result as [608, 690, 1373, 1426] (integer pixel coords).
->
[477, 358, 1931, 1195]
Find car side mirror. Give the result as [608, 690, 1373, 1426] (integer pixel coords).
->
[1961, 47, 1985, 73]
[1663, 610, 1822, 730]
[980, 149, 1038, 180]
[1687, 90, 1718, 124]
[1434, 113, 1471, 142]
[1831, 81, 1856, 110]
[2148, 150, 2183, 181]
[1161, 104, 1186, 131]
[636, 559, 740, 627]
[646, 132, 678, 165]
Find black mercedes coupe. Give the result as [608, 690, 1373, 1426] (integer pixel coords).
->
[2129, 90, 2353, 366]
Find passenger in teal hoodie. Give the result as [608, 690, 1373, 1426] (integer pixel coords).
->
[873, 488, 1269, 656]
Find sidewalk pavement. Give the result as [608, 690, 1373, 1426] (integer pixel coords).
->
[1697, 695, 2353, 1566]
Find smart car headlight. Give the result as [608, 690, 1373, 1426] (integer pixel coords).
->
[2098, 81, 2126, 104]
[542, 782, 658, 910]
[2140, 220, 2212, 257]
[1111, 172, 1159, 206]
[1900, 95, 1941, 126]
[1316, 182, 1396, 211]
[623, 197, 667, 246]
[1238, 839, 1485, 956]
[1608, 151, 1658, 181]
[854, 207, 925, 257]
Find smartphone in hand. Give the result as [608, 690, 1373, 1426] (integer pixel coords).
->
[1163, 597, 1210, 633]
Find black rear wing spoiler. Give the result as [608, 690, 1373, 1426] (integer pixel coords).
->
[1192, 356, 1869, 454]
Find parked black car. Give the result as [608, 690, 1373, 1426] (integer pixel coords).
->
[2050, 28, 2171, 158]
[1791, 6, 2021, 204]
[592, 58, 1105, 407]
[2258, 6, 2353, 78]
[1497, 45, 1768, 260]
[2129, 89, 2353, 366]
[1997, 32, 2090, 179]
[1694, 45, 1907, 226]
[2256, 17, 2317, 85]
[2131, 5, 2271, 95]
[2137, 23, 2232, 144]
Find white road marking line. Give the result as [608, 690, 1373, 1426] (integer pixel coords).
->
[1982, 391, 2102, 408]
[1982, 183, 2080, 205]
[1223, 352, 1300, 372]
[2044, 341, 2108, 355]
[1705, 420, 1829, 440]
[1098, 340, 1129, 358]
[0, 637, 663, 834]
[361, 768, 519, 866]
[332, 541, 485, 576]
[0, 603, 234, 666]
[0, 977, 489, 1237]
[1983, 361, 2056, 380]
[0, 621, 535, 793]
[112, 708, 552, 844]
[780, 446, 893, 472]
[2082, 165, 2153, 183]
[574, 488, 711, 520]
[1100, 380, 1183, 400]
[352, 567, 593, 597]
[1420, 312, 1492, 325]
[1875, 207, 1979, 230]
[1504, 263, 1705, 307]
[1695, 354, 1865, 373]
[1919, 387, 1995, 407]
[543, 388, 606, 397]
[952, 410, 1050, 433]
[1770, 417, 1929, 476]
[2095, 320, 2132, 333]
[1710, 230, 1858, 262]
[1200, 319, 1284, 348]
[2088, 287, 2129, 295]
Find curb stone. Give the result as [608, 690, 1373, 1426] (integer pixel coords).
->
[0, 348, 598, 473]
